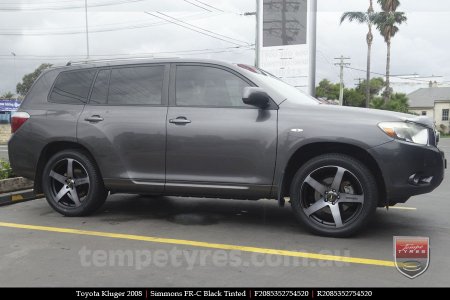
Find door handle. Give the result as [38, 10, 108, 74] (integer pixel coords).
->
[84, 115, 104, 123]
[169, 117, 191, 125]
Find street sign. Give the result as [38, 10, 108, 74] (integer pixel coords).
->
[259, 0, 316, 94]
[0, 99, 21, 112]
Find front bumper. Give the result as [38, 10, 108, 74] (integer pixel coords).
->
[368, 140, 445, 204]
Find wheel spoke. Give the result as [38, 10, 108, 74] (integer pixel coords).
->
[70, 188, 81, 206]
[329, 204, 343, 227]
[304, 175, 327, 195]
[339, 193, 364, 204]
[304, 198, 328, 216]
[49, 170, 66, 184]
[75, 177, 89, 186]
[67, 159, 74, 178]
[55, 186, 69, 202]
[331, 167, 346, 191]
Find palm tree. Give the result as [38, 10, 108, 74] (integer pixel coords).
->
[340, 0, 375, 108]
[378, 0, 400, 12]
[375, 0, 407, 103]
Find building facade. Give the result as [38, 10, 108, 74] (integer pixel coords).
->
[408, 86, 450, 134]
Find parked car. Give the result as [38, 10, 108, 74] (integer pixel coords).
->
[8, 59, 446, 237]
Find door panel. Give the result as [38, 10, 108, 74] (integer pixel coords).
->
[77, 64, 169, 193]
[166, 64, 278, 199]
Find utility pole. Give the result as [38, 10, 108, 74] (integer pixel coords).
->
[84, 0, 90, 59]
[244, 0, 261, 67]
[308, 0, 317, 97]
[11, 52, 16, 96]
[334, 55, 351, 106]
[355, 78, 364, 86]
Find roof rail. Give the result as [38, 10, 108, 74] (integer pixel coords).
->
[65, 56, 180, 66]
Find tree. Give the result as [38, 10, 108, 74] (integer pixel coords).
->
[355, 77, 385, 98]
[370, 93, 409, 112]
[343, 88, 365, 107]
[340, 0, 376, 108]
[374, 0, 407, 103]
[317, 78, 408, 113]
[378, 0, 400, 12]
[0, 91, 15, 99]
[385, 93, 409, 112]
[16, 63, 52, 96]
[316, 79, 340, 100]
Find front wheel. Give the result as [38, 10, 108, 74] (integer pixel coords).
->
[290, 154, 378, 237]
[42, 150, 107, 216]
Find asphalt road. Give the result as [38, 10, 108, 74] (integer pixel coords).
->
[0, 139, 449, 287]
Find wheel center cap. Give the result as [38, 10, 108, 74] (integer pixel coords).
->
[66, 178, 75, 189]
[325, 190, 340, 204]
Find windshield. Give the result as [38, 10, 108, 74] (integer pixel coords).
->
[238, 65, 319, 105]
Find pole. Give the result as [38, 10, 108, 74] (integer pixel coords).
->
[244, 2, 260, 67]
[11, 52, 17, 98]
[334, 55, 351, 106]
[308, 0, 317, 97]
[85, 0, 90, 59]
[255, 0, 262, 67]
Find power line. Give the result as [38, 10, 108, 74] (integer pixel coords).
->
[0, 0, 86, 4]
[0, 47, 254, 61]
[0, 45, 254, 60]
[345, 66, 444, 83]
[156, 11, 250, 45]
[191, 0, 224, 12]
[183, 0, 212, 12]
[144, 11, 247, 46]
[0, 0, 148, 11]
[0, 13, 217, 36]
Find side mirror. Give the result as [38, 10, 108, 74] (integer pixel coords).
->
[242, 87, 270, 109]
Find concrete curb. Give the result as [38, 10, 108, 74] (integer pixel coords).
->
[0, 177, 34, 194]
[0, 189, 44, 206]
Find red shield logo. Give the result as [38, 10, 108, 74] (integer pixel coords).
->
[394, 236, 430, 279]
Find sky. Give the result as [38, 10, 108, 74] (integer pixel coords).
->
[1, 0, 450, 96]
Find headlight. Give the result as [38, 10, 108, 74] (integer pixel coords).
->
[378, 122, 429, 145]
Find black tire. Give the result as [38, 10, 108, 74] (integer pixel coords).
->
[290, 154, 378, 237]
[42, 149, 107, 216]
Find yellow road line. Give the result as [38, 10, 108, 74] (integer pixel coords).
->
[0, 221, 395, 268]
[11, 195, 24, 202]
[389, 206, 417, 211]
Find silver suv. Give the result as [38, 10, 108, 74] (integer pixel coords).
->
[8, 59, 446, 237]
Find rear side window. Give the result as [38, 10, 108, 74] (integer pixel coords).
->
[49, 69, 96, 104]
[108, 66, 164, 105]
[90, 69, 110, 105]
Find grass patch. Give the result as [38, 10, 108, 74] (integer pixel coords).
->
[0, 160, 14, 180]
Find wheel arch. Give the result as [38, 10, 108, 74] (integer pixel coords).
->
[279, 142, 386, 206]
[34, 141, 101, 194]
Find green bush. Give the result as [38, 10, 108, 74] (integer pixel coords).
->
[0, 160, 14, 179]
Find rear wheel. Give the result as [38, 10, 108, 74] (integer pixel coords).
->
[42, 150, 107, 216]
[290, 154, 378, 237]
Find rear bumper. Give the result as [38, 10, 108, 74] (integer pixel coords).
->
[368, 140, 445, 204]
[8, 130, 39, 181]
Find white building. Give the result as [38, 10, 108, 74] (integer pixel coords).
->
[408, 85, 450, 134]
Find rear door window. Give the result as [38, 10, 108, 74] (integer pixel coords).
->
[108, 66, 164, 105]
[49, 69, 96, 104]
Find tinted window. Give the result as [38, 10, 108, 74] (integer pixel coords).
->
[176, 66, 250, 107]
[108, 66, 164, 105]
[90, 69, 110, 105]
[49, 69, 96, 104]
